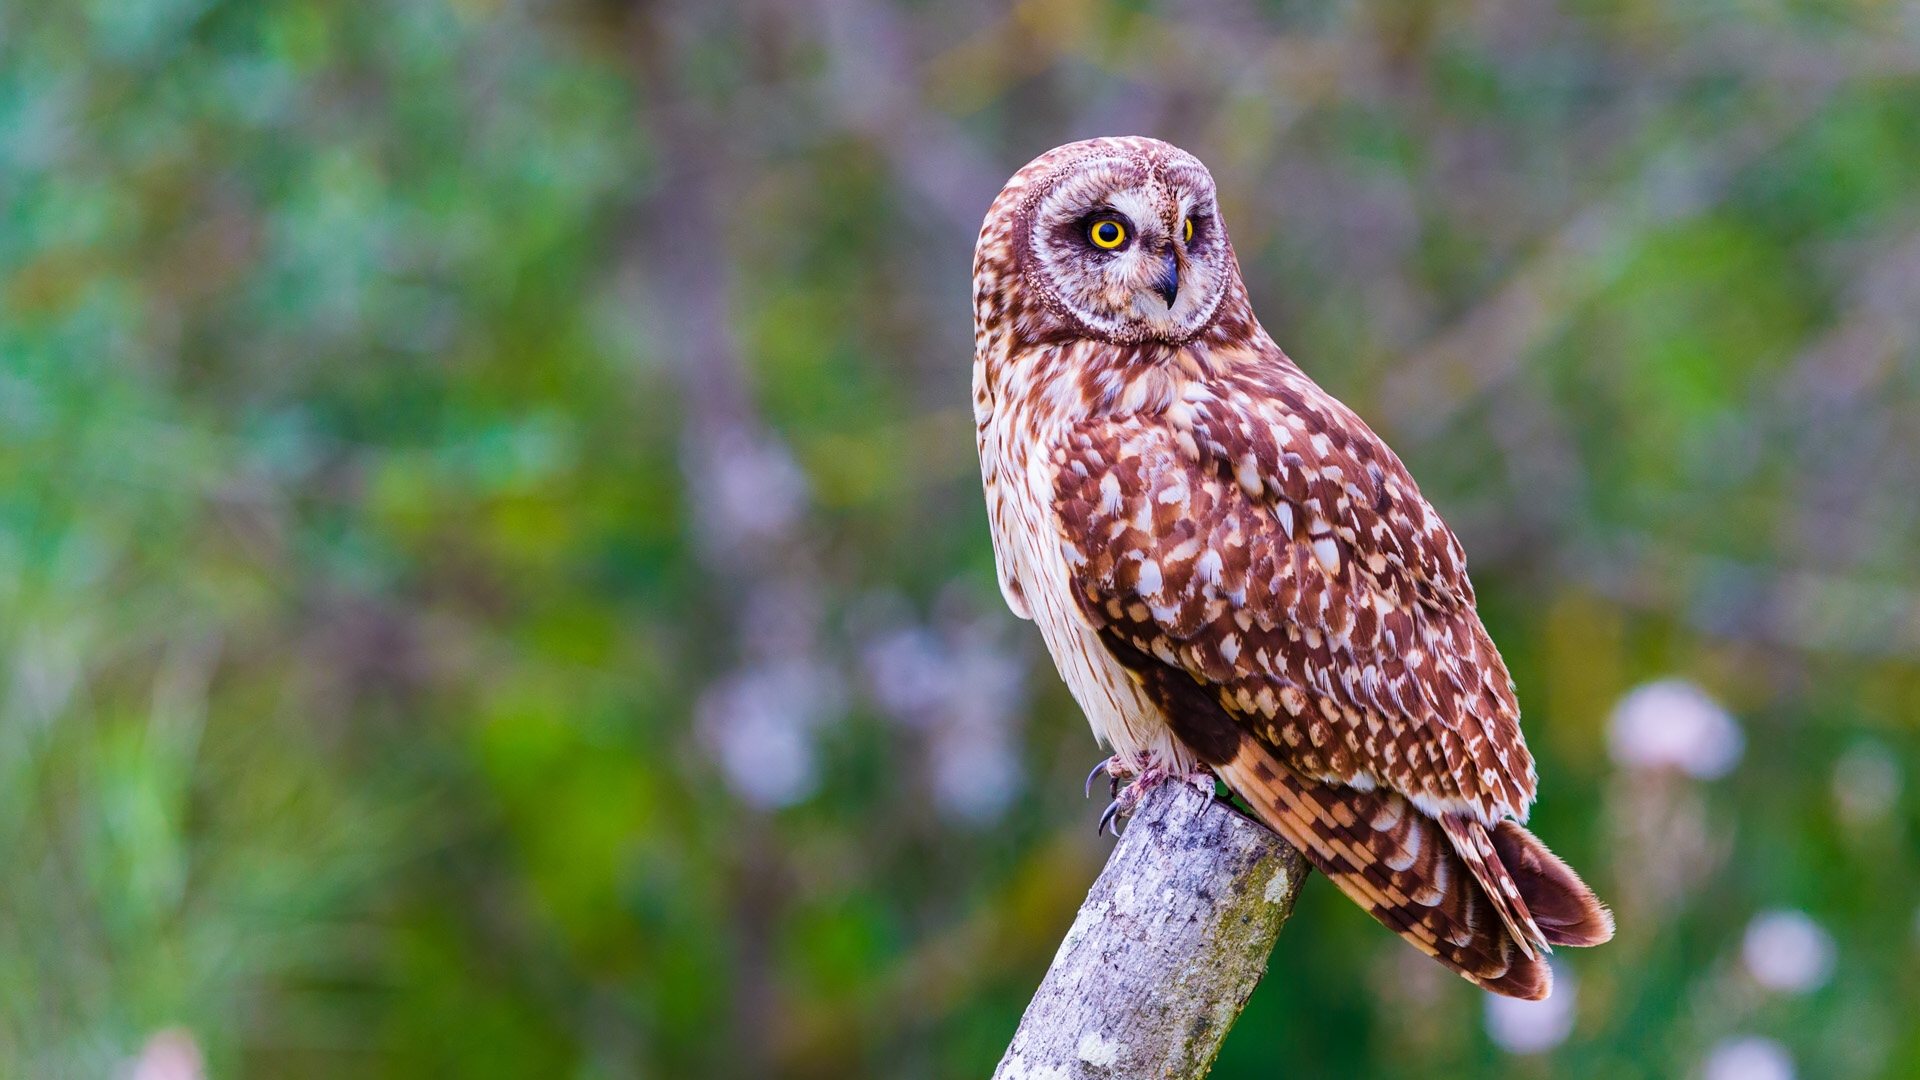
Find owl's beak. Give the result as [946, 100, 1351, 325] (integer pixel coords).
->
[1149, 252, 1180, 307]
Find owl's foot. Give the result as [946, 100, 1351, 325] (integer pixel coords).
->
[1092, 761, 1218, 836]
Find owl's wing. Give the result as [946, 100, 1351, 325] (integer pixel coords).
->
[1056, 369, 1531, 820]
[1051, 365, 1610, 995]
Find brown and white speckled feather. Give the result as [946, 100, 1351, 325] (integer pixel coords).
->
[973, 137, 1611, 998]
[1215, 739, 1550, 997]
[1053, 386, 1533, 827]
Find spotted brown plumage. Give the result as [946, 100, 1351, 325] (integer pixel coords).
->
[1054, 377, 1532, 824]
[973, 137, 1612, 1000]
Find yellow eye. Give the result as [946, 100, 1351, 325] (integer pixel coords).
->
[1183, 217, 1194, 243]
[1088, 219, 1127, 249]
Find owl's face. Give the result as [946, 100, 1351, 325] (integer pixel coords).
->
[1014, 142, 1233, 345]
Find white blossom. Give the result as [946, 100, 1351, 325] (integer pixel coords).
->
[1743, 909, 1835, 994]
[1704, 1036, 1795, 1080]
[1607, 679, 1744, 779]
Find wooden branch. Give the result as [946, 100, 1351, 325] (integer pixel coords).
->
[994, 780, 1308, 1080]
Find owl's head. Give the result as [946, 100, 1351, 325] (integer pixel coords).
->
[983, 137, 1244, 347]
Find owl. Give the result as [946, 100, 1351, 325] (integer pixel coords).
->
[972, 137, 1612, 999]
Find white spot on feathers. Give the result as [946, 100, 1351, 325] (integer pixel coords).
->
[1255, 685, 1277, 717]
[1135, 558, 1163, 596]
[1234, 454, 1261, 499]
[1313, 538, 1341, 575]
[1218, 634, 1241, 665]
[1384, 820, 1420, 871]
[1195, 548, 1223, 586]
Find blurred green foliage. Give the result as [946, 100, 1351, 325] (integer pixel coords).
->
[3, 0, 1919, 1077]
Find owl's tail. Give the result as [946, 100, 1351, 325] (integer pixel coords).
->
[1215, 737, 1612, 1000]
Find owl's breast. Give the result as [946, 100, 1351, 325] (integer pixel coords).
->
[978, 404, 1191, 772]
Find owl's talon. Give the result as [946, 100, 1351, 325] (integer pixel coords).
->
[1094, 764, 1177, 835]
[1189, 768, 1220, 803]
[1084, 758, 1112, 799]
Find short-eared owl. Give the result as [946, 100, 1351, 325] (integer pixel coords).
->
[972, 137, 1612, 999]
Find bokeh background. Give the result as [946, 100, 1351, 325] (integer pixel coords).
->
[5, 0, 1920, 1076]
